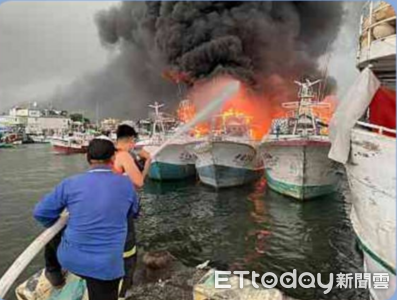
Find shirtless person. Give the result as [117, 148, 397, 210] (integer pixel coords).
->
[114, 124, 151, 187]
[113, 124, 151, 298]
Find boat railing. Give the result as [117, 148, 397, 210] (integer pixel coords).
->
[267, 134, 329, 142]
[356, 120, 396, 135]
[0, 215, 68, 299]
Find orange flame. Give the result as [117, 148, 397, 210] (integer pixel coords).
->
[177, 100, 210, 137]
[177, 101, 196, 123]
[177, 82, 273, 140]
[312, 95, 337, 124]
[175, 78, 338, 140]
[219, 85, 273, 140]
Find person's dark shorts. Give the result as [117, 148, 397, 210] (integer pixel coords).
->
[119, 214, 137, 298]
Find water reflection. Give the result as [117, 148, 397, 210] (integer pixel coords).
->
[139, 178, 367, 300]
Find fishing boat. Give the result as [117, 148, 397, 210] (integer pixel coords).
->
[0, 142, 15, 149]
[1, 133, 23, 146]
[260, 79, 340, 200]
[190, 109, 264, 188]
[139, 102, 198, 181]
[135, 119, 152, 145]
[0, 131, 15, 148]
[29, 134, 51, 144]
[329, 2, 396, 299]
[145, 138, 198, 181]
[50, 133, 90, 154]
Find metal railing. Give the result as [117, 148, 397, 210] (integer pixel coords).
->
[0, 215, 68, 299]
[356, 120, 397, 135]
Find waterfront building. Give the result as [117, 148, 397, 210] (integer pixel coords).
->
[26, 115, 71, 135]
[2, 104, 71, 135]
[100, 118, 120, 132]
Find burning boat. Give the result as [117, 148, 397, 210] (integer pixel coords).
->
[329, 2, 396, 299]
[139, 102, 198, 181]
[260, 79, 340, 200]
[190, 109, 264, 188]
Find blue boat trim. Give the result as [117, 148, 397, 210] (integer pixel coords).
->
[149, 161, 196, 181]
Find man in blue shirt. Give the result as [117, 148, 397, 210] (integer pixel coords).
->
[34, 137, 139, 300]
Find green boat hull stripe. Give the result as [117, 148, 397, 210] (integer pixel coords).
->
[264, 170, 337, 200]
[357, 236, 396, 275]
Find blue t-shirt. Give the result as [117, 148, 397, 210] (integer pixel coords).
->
[33, 165, 139, 280]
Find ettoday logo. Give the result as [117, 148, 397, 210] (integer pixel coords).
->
[215, 270, 334, 294]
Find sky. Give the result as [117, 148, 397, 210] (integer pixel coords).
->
[0, 1, 362, 115]
[0, 1, 114, 112]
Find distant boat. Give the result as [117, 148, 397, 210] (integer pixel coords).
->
[1, 133, 23, 146]
[260, 79, 340, 200]
[1, 132, 34, 145]
[50, 133, 90, 154]
[190, 110, 264, 188]
[135, 119, 153, 146]
[30, 135, 51, 144]
[0, 142, 15, 149]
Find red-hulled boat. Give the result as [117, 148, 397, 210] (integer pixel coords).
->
[50, 133, 89, 154]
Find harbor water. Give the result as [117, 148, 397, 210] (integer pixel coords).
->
[0, 144, 368, 300]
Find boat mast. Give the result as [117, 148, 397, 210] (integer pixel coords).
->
[149, 101, 164, 118]
[293, 79, 321, 136]
[96, 100, 99, 129]
[148, 102, 166, 137]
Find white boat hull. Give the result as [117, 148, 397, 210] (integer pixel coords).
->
[191, 140, 264, 188]
[50, 139, 87, 154]
[31, 135, 50, 144]
[260, 136, 340, 200]
[346, 128, 396, 299]
[145, 141, 197, 180]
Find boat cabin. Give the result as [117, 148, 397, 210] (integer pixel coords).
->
[210, 113, 253, 140]
[358, 1, 396, 88]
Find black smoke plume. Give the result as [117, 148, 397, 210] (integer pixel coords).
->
[96, 2, 344, 90]
[52, 2, 348, 119]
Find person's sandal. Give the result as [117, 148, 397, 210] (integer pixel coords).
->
[44, 270, 66, 289]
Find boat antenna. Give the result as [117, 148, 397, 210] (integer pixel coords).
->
[149, 102, 164, 118]
[96, 100, 99, 129]
[177, 82, 183, 99]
